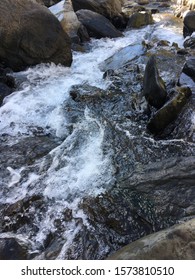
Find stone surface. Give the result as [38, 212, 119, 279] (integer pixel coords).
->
[147, 86, 192, 134]
[127, 11, 154, 28]
[0, 0, 72, 71]
[0, 237, 28, 260]
[76, 9, 123, 39]
[107, 218, 195, 259]
[143, 55, 167, 109]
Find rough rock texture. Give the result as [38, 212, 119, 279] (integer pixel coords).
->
[107, 218, 195, 260]
[61, 0, 90, 43]
[127, 12, 153, 28]
[76, 9, 123, 39]
[0, 0, 72, 71]
[183, 11, 195, 37]
[147, 86, 192, 134]
[143, 55, 168, 109]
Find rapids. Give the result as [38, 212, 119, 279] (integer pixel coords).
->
[0, 6, 194, 259]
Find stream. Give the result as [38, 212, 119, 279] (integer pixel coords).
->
[0, 5, 195, 260]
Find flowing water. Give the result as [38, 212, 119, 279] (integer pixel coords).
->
[0, 8, 194, 259]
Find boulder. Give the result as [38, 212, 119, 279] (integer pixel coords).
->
[72, 0, 122, 19]
[60, 0, 89, 43]
[0, 0, 72, 71]
[143, 55, 168, 109]
[183, 11, 195, 37]
[76, 9, 123, 39]
[107, 218, 195, 260]
[147, 86, 192, 134]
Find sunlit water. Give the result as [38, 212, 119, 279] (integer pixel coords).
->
[0, 11, 187, 258]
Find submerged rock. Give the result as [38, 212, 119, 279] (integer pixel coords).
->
[147, 86, 192, 134]
[143, 55, 168, 109]
[0, 0, 72, 71]
[107, 218, 195, 259]
[76, 9, 123, 39]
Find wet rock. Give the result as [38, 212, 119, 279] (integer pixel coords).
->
[184, 35, 195, 49]
[143, 55, 168, 109]
[0, 237, 28, 260]
[147, 86, 192, 134]
[182, 56, 195, 82]
[108, 218, 195, 259]
[99, 44, 145, 72]
[127, 11, 154, 28]
[0, 67, 15, 106]
[41, 0, 61, 7]
[76, 9, 123, 39]
[183, 11, 195, 37]
[0, 0, 72, 71]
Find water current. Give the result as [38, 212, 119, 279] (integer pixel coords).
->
[0, 5, 191, 259]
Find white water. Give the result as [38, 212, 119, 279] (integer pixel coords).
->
[0, 13, 188, 257]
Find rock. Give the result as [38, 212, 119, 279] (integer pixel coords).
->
[41, 0, 61, 7]
[0, 237, 28, 260]
[127, 11, 154, 28]
[137, 0, 149, 5]
[76, 9, 123, 39]
[147, 86, 192, 134]
[184, 35, 195, 48]
[183, 11, 195, 37]
[99, 44, 145, 72]
[72, 0, 123, 20]
[0, 0, 72, 71]
[60, 0, 90, 43]
[143, 55, 167, 109]
[0, 66, 15, 105]
[107, 218, 195, 260]
[182, 56, 195, 81]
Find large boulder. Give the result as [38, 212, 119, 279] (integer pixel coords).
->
[183, 10, 195, 37]
[108, 218, 195, 259]
[143, 55, 168, 109]
[0, 0, 72, 71]
[76, 9, 123, 39]
[147, 86, 192, 134]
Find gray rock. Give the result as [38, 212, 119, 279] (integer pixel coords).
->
[76, 9, 123, 39]
[147, 86, 192, 134]
[143, 55, 167, 109]
[107, 218, 195, 259]
[0, 237, 28, 260]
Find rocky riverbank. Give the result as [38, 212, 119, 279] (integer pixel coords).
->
[0, 0, 195, 260]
